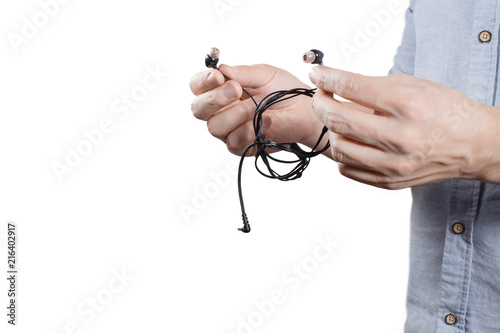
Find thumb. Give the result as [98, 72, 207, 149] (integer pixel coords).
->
[218, 64, 277, 89]
[308, 66, 362, 96]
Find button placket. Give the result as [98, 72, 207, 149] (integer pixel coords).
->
[436, 180, 481, 331]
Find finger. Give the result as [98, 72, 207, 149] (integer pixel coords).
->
[206, 98, 256, 141]
[330, 133, 404, 176]
[331, 131, 431, 179]
[189, 69, 226, 96]
[191, 80, 242, 121]
[225, 120, 257, 156]
[337, 163, 390, 188]
[219, 64, 277, 89]
[334, 133, 447, 189]
[312, 88, 387, 148]
[338, 162, 437, 190]
[309, 66, 397, 112]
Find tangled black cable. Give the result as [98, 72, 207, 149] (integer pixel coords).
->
[205, 48, 330, 233]
[237, 88, 330, 232]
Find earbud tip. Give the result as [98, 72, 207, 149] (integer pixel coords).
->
[303, 51, 316, 64]
[209, 47, 220, 59]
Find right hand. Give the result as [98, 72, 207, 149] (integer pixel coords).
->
[189, 64, 325, 156]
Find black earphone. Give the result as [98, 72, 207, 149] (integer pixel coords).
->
[302, 49, 324, 65]
[205, 47, 220, 69]
[204, 48, 330, 233]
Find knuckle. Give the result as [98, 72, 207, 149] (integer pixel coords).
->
[206, 118, 223, 140]
[337, 163, 349, 177]
[325, 110, 346, 134]
[331, 146, 343, 162]
[317, 70, 328, 88]
[388, 128, 423, 155]
[370, 172, 388, 187]
[190, 100, 203, 120]
[336, 75, 356, 97]
[226, 135, 243, 155]
[386, 158, 419, 178]
[329, 137, 344, 162]
[396, 159, 416, 177]
[311, 94, 320, 113]
[226, 126, 254, 156]
[206, 92, 219, 110]
[311, 94, 316, 110]
[404, 96, 426, 120]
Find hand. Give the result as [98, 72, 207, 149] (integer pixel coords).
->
[189, 64, 324, 156]
[309, 66, 500, 189]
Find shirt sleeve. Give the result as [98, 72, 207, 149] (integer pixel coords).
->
[389, 2, 416, 75]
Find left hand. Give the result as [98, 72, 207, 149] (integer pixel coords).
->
[309, 66, 493, 189]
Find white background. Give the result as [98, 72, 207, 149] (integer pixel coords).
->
[0, 0, 411, 332]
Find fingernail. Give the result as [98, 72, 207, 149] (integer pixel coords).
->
[207, 72, 216, 85]
[222, 84, 238, 100]
[309, 66, 320, 83]
[262, 116, 272, 131]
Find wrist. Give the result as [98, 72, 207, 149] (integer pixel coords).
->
[463, 105, 500, 183]
[299, 115, 333, 159]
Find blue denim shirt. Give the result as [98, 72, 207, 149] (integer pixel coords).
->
[389, 1, 500, 332]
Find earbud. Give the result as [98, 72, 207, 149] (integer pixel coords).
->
[205, 47, 220, 69]
[303, 49, 324, 65]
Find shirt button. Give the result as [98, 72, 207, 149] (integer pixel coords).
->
[452, 222, 465, 234]
[445, 313, 457, 325]
[479, 30, 492, 43]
